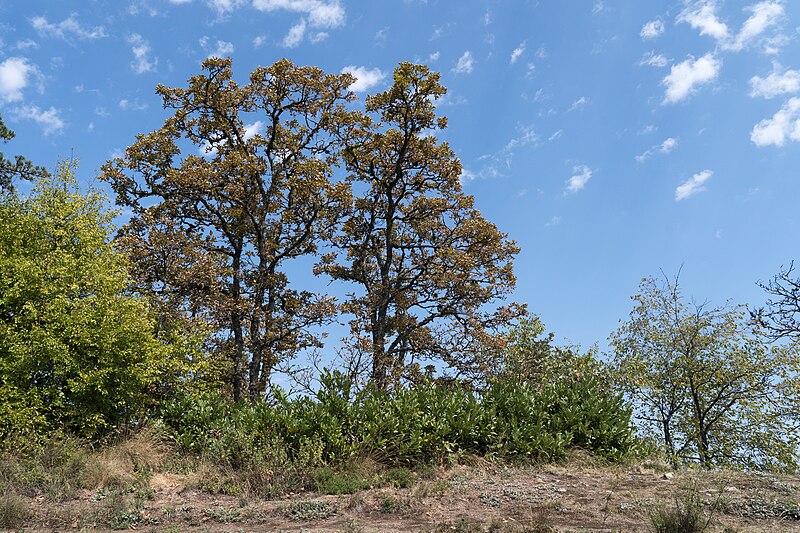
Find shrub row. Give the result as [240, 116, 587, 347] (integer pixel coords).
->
[161, 371, 634, 469]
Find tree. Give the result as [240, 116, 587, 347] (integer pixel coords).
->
[610, 274, 798, 471]
[754, 262, 800, 341]
[0, 161, 197, 441]
[102, 58, 356, 402]
[317, 63, 524, 391]
[0, 112, 49, 192]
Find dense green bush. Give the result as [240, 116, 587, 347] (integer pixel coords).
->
[161, 368, 635, 469]
[0, 162, 213, 443]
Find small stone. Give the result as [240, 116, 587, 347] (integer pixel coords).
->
[662, 472, 675, 480]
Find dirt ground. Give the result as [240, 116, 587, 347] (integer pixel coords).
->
[16, 460, 800, 532]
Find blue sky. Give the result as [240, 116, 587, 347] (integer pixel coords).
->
[1, 0, 798, 353]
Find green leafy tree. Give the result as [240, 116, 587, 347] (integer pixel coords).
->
[610, 274, 798, 471]
[0, 161, 201, 441]
[0, 113, 48, 192]
[102, 58, 357, 402]
[317, 63, 524, 391]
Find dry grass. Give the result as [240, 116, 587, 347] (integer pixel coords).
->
[82, 427, 168, 490]
[0, 492, 30, 530]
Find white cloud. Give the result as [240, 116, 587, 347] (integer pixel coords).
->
[31, 14, 107, 41]
[341, 66, 386, 93]
[548, 130, 563, 141]
[660, 137, 678, 153]
[205, 0, 247, 13]
[675, 169, 713, 200]
[749, 67, 800, 98]
[662, 53, 720, 104]
[253, 35, 267, 48]
[118, 98, 149, 111]
[208, 40, 235, 57]
[14, 39, 39, 50]
[128, 34, 157, 74]
[750, 97, 800, 147]
[677, 1, 730, 42]
[503, 125, 538, 153]
[569, 96, 589, 111]
[253, 0, 345, 27]
[183, 0, 342, 45]
[636, 137, 679, 162]
[282, 21, 306, 47]
[566, 165, 592, 193]
[243, 121, 264, 140]
[545, 215, 561, 227]
[640, 19, 665, 39]
[428, 51, 440, 62]
[731, 1, 783, 51]
[0, 57, 40, 103]
[677, 1, 784, 51]
[452, 51, 474, 74]
[639, 51, 669, 67]
[592, 0, 604, 15]
[510, 42, 525, 64]
[11, 105, 65, 135]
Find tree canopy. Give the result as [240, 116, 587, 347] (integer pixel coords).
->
[0, 113, 49, 192]
[610, 274, 799, 471]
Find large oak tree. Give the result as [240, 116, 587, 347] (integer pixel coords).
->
[102, 58, 356, 402]
[317, 63, 524, 391]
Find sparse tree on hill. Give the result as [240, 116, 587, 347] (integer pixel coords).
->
[610, 274, 799, 471]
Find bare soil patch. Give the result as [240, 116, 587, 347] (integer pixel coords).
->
[14, 461, 800, 532]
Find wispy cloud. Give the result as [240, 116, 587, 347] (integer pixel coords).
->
[11, 105, 65, 135]
[566, 165, 592, 193]
[341, 66, 386, 93]
[0, 57, 41, 103]
[639, 51, 669, 67]
[119, 98, 149, 111]
[545, 215, 561, 227]
[640, 19, 665, 39]
[675, 169, 713, 200]
[510, 42, 525, 64]
[31, 14, 107, 41]
[636, 137, 678, 162]
[569, 96, 589, 111]
[14, 39, 39, 50]
[749, 67, 800, 98]
[128, 34, 157, 74]
[452, 51, 474, 74]
[750, 97, 800, 147]
[662, 53, 720, 104]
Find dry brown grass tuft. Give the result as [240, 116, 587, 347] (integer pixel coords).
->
[0, 492, 31, 529]
[82, 428, 169, 490]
